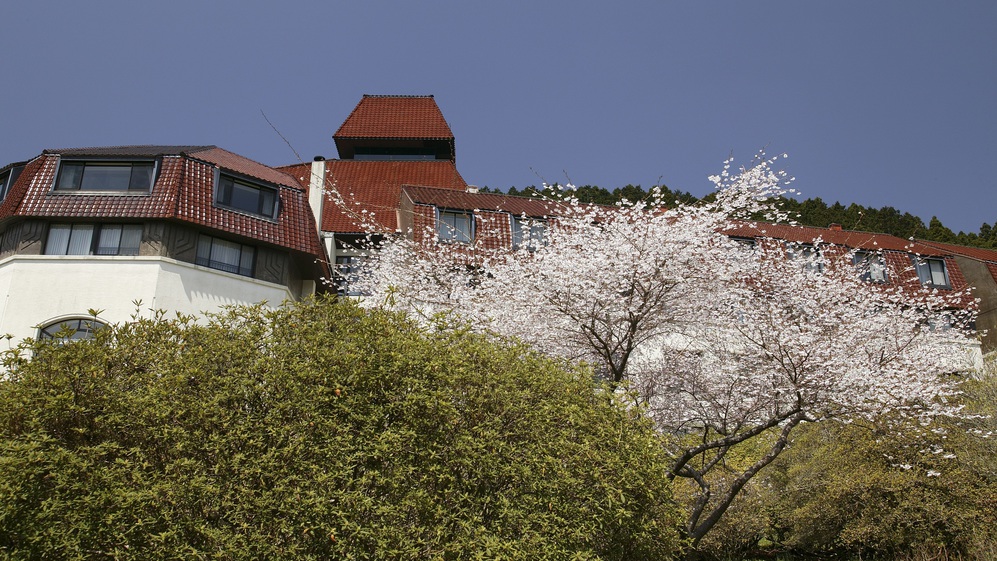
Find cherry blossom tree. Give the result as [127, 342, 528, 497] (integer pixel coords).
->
[354, 154, 975, 547]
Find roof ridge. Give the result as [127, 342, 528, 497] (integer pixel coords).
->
[43, 145, 217, 156]
[362, 94, 434, 98]
[190, 146, 304, 190]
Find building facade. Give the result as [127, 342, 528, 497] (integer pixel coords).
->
[0, 95, 993, 360]
[0, 145, 327, 343]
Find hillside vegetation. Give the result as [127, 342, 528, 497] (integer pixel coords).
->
[498, 184, 997, 249]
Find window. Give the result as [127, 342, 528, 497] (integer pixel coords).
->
[853, 250, 888, 283]
[787, 243, 823, 273]
[335, 255, 365, 296]
[0, 165, 24, 201]
[730, 236, 757, 249]
[913, 256, 950, 288]
[38, 317, 107, 342]
[216, 175, 279, 219]
[512, 216, 546, 250]
[196, 235, 255, 277]
[44, 224, 143, 256]
[353, 146, 436, 160]
[55, 161, 155, 192]
[928, 312, 955, 332]
[438, 209, 472, 243]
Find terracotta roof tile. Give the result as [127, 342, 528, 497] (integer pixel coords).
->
[402, 185, 558, 218]
[915, 240, 997, 263]
[186, 146, 303, 189]
[724, 221, 975, 305]
[723, 221, 945, 255]
[321, 159, 466, 233]
[334, 95, 454, 140]
[0, 148, 325, 261]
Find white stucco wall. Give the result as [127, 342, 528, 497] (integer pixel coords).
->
[0, 255, 294, 343]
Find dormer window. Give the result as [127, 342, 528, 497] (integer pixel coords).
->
[730, 236, 757, 249]
[512, 216, 546, 250]
[0, 165, 24, 201]
[438, 209, 472, 243]
[853, 250, 888, 283]
[216, 174, 279, 219]
[787, 243, 823, 273]
[913, 256, 950, 289]
[55, 161, 155, 192]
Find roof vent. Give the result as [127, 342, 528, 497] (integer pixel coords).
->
[466, 185, 479, 194]
[829, 223, 843, 231]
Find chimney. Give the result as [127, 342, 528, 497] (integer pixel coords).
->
[466, 185, 479, 194]
[829, 223, 842, 231]
[309, 158, 327, 238]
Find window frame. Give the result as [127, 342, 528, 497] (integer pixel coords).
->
[52, 159, 158, 194]
[511, 215, 547, 251]
[438, 208, 473, 244]
[44, 223, 143, 256]
[0, 164, 24, 202]
[912, 255, 951, 289]
[786, 242, 823, 273]
[38, 317, 107, 342]
[853, 250, 889, 283]
[195, 234, 256, 277]
[213, 170, 280, 220]
[334, 255, 366, 296]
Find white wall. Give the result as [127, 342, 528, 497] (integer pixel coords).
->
[0, 255, 293, 344]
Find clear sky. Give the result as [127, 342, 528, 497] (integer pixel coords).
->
[1, 1, 994, 233]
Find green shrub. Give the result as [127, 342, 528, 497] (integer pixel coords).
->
[754, 378, 997, 559]
[0, 298, 682, 560]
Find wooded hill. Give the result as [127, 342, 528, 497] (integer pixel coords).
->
[495, 185, 997, 250]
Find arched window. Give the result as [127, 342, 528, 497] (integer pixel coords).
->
[38, 317, 107, 342]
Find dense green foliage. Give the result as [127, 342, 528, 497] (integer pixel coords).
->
[694, 363, 997, 560]
[496, 184, 997, 249]
[0, 299, 682, 560]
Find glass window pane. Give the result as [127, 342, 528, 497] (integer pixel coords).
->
[66, 225, 94, 255]
[217, 176, 277, 218]
[445, 212, 470, 243]
[56, 163, 84, 190]
[239, 245, 254, 276]
[119, 225, 143, 255]
[210, 238, 242, 273]
[39, 318, 107, 342]
[45, 224, 72, 255]
[229, 182, 261, 213]
[335, 255, 365, 296]
[80, 165, 132, 191]
[930, 261, 947, 286]
[260, 189, 276, 216]
[869, 259, 887, 282]
[96, 225, 122, 255]
[129, 163, 155, 191]
[512, 216, 523, 247]
[196, 235, 212, 265]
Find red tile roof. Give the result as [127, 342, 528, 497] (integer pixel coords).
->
[723, 221, 946, 255]
[723, 221, 975, 306]
[334, 95, 454, 140]
[916, 240, 997, 263]
[311, 160, 468, 233]
[402, 185, 558, 218]
[0, 147, 326, 261]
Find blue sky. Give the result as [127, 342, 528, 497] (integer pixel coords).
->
[1, 1, 994, 233]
